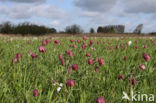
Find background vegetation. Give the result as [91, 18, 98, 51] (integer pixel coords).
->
[0, 22, 56, 35]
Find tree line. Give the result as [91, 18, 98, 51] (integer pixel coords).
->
[97, 25, 125, 33]
[0, 22, 56, 35]
[0, 21, 129, 35]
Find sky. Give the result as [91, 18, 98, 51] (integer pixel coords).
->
[0, 0, 156, 33]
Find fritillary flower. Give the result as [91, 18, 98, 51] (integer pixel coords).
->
[66, 80, 75, 87]
[96, 96, 106, 103]
[33, 89, 39, 97]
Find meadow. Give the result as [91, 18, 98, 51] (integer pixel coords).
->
[0, 36, 155, 103]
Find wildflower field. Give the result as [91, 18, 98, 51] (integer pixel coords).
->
[0, 36, 156, 103]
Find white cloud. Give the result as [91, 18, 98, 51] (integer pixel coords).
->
[0, 4, 67, 19]
[51, 20, 60, 26]
[33, 5, 66, 19]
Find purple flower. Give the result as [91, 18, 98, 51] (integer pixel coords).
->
[118, 75, 124, 80]
[98, 58, 104, 66]
[16, 53, 22, 59]
[86, 53, 91, 57]
[42, 40, 47, 46]
[143, 53, 151, 61]
[96, 96, 106, 103]
[31, 53, 37, 58]
[58, 54, 63, 60]
[88, 58, 93, 65]
[94, 67, 98, 72]
[61, 59, 65, 66]
[83, 36, 87, 40]
[13, 58, 18, 63]
[66, 80, 75, 87]
[39, 46, 46, 53]
[45, 38, 50, 44]
[54, 40, 59, 44]
[33, 89, 39, 97]
[139, 64, 146, 70]
[124, 56, 128, 61]
[72, 64, 78, 71]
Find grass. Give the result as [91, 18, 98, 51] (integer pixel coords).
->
[0, 37, 156, 103]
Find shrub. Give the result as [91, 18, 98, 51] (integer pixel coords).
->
[90, 28, 95, 34]
[149, 32, 156, 35]
[65, 24, 83, 34]
[97, 26, 103, 33]
[97, 25, 125, 34]
[0, 22, 13, 34]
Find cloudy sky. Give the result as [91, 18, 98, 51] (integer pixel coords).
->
[0, 0, 156, 33]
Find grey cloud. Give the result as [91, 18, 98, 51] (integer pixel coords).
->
[9, 5, 33, 19]
[74, 0, 117, 12]
[74, 0, 156, 14]
[80, 11, 99, 17]
[0, 0, 46, 3]
[151, 14, 156, 20]
[123, 0, 156, 14]
[0, 6, 8, 14]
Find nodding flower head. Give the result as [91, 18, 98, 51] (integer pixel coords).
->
[70, 39, 74, 43]
[144, 45, 147, 49]
[39, 46, 46, 53]
[83, 36, 87, 40]
[33, 89, 39, 97]
[135, 46, 138, 49]
[86, 53, 91, 57]
[77, 40, 81, 43]
[118, 75, 124, 80]
[143, 53, 151, 61]
[94, 67, 98, 72]
[66, 80, 75, 87]
[72, 64, 78, 71]
[82, 44, 86, 49]
[13, 58, 18, 63]
[90, 40, 94, 44]
[97, 41, 100, 45]
[96, 96, 106, 103]
[124, 56, 128, 61]
[45, 38, 50, 44]
[58, 54, 63, 60]
[54, 40, 59, 44]
[42, 40, 47, 46]
[16, 53, 22, 59]
[129, 78, 137, 86]
[98, 58, 104, 66]
[31, 53, 37, 58]
[139, 64, 146, 70]
[116, 45, 119, 49]
[61, 59, 65, 66]
[28, 40, 31, 44]
[88, 58, 93, 65]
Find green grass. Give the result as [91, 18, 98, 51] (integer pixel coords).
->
[0, 37, 156, 103]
